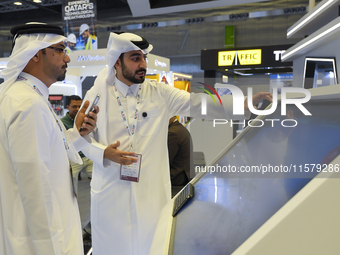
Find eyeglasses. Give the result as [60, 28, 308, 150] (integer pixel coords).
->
[47, 46, 68, 56]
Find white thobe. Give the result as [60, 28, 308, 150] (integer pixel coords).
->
[0, 72, 89, 255]
[81, 67, 243, 255]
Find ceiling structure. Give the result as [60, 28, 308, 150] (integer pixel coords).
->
[0, 1, 319, 32]
[0, 0, 312, 25]
[0, 0, 315, 40]
[0, 0, 321, 77]
[127, 0, 267, 17]
[0, 0, 269, 17]
[0, 0, 129, 26]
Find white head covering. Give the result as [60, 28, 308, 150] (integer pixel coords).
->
[0, 22, 66, 103]
[81, 32, 153, 144]
[0, 23, 84, 164]
[106, 32, 153, 83]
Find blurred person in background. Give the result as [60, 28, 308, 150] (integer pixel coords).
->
[168, 116, 193, 197]
[61, 95, 93, 246]
[66, 33, 77, 54]
[79, 23, 97, 50]
[61, 95, 93, 193]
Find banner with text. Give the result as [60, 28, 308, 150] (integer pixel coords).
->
[62, 0, 98, 52]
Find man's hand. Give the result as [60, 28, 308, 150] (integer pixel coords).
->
[104, 140, 138, 165]
[245, 92, 273, 111]
[75, 100, 99, 136]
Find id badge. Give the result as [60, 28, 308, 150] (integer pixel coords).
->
[120, 154, 142, 182]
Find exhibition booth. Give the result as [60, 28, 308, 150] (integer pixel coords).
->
[149, 1, 340, 253]
[200, 44, 294, 93]
[150, 84, 340, 255]
[190, 44, 296, 165]
[62, 49, 171, 113]
[2, 2, 340, 253]
[282, 0, 340, 88]
[66, 48, 171, 95]
[0, 49, 181, 117]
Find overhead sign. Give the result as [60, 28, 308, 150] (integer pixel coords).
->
[155, 59, 167, 68]
[77, 54, 105, 62]
[67, 50, 170, 72]
[218, 49, 261, 66]
[68, 49, 107, 66]
[62, 0, 98, 51]
[201, 45, 294, 70]
[146, 54, 170, 72]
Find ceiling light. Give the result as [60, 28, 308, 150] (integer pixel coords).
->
[287, 0, 336, 37]
[282, 22, 340, 61]
[14, 2, 22, 5]
[33, 0, 42, 2]
[233, 70, 253, 76]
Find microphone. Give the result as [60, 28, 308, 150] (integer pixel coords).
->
[142, 112, 147, 117]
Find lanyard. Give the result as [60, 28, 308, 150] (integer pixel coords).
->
[112, 83, 141, 148]
[17, 75, 70, 152]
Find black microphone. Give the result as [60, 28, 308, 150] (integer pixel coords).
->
[142, 112, 147, 117]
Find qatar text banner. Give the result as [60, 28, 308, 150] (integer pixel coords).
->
[62, 0, 98, 52]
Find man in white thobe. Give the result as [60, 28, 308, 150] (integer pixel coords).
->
[81, 32, 272, 255]
[0, 23, 98, 255]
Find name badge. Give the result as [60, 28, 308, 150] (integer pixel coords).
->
[120, 154, 142, 182]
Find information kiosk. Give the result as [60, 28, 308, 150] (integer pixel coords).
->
[150, 84, 340, 255]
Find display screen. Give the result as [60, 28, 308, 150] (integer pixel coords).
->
[171, 100, 340, 255]
[303, 57, 337, 89]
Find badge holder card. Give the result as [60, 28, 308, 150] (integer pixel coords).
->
[120, 154, 142, 182]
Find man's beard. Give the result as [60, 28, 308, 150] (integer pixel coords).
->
[42, 54, 67, 82]
[121, 60, 146, 84]
[56, 73, 66, 81]
[57, 67, 67, 81]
